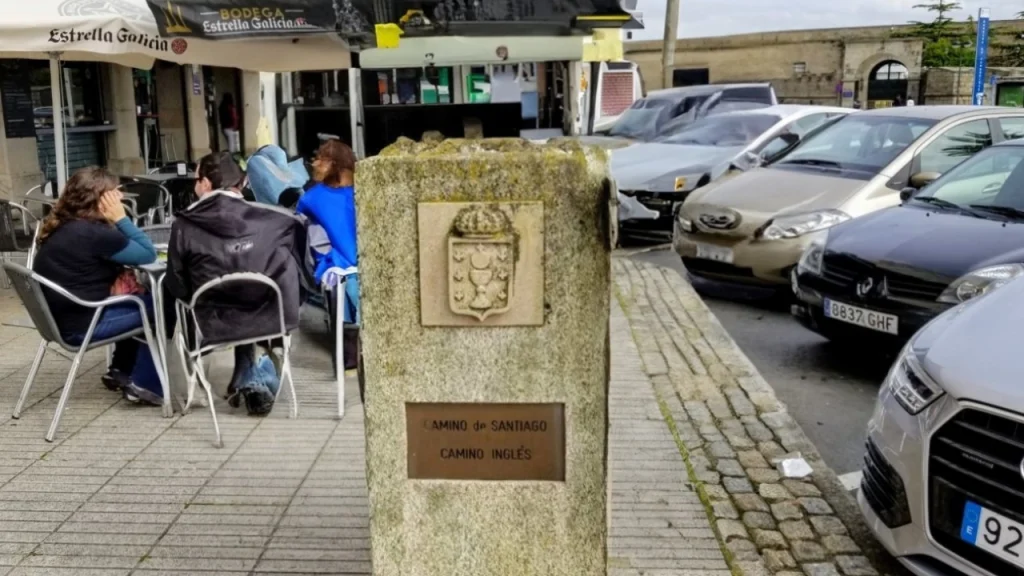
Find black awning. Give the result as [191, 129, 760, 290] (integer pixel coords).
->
[146, 1, 338, 39]
[147, 1, 639, 46]
[341, 0, 637, 46]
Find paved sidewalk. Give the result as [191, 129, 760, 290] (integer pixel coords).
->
[609, 301, 730, 576]
[0, 254, 897, 576]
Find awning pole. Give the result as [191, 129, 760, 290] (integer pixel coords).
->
[48, 53, 68, 193]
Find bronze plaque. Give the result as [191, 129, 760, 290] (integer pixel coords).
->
[406, 403, 565, 481]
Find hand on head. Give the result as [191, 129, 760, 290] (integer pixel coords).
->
[99, 188, 127, 223]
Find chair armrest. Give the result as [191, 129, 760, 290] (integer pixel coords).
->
[32, 272, 145, 310]
[7, 202, 39, 241]
[7, 202, 39, 222]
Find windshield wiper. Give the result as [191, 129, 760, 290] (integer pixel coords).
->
[913, 197, 986, 219]
[913, 196, 962, 210]
[779, 158, 842, 169]
[968, 204, 1024, 221]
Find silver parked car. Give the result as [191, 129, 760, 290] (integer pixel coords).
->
[616, 105, 849, 241]
[861, 274, 1024, 576]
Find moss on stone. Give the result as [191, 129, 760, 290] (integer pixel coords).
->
[357, 137, 611, 576]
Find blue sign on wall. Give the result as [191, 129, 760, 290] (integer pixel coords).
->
[972, 8, 990, 106]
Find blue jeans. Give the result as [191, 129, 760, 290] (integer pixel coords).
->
[64, 295, 153, 373]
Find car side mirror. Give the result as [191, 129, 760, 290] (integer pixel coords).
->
[909, 171, 941, 189]
[899, 187, 917, 202]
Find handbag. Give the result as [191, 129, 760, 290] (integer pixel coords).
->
[111, 269, 145, 296]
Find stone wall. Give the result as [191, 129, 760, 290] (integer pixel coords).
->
[620, 20, 1024, 106]
[922, 66, 1024, 105]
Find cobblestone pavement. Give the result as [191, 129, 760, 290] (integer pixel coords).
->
[614, 258, 906, 576]
[0, 253, 902, 576]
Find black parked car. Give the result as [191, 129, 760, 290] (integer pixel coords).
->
[792, 135, 1024, 346]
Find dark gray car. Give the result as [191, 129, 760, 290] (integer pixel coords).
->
[581, 83, 779, 150]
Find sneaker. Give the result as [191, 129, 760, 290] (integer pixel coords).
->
[122, 381, 162, 406]
[241, 386, 275, 416]
[101, 369, 129, 392]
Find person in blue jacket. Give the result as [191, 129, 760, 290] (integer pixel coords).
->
[296, 139, 360, 324]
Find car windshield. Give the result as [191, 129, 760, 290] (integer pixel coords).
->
[774, 115, 936, 175]
[914, 146, 1024, 218]
[656, 113, 781, 147]
[610, 94, 716, 139]
[607, 98, 676, 139]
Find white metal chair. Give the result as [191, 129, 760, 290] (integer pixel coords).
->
[174, 273, 298, 448]
[2, 262, 171, 442]
[300, 222, 361, 418]
[321, 267, 360, 419]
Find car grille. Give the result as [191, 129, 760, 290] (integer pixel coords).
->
[682, 258, 756, 280]
[821, 252, 947, 300]
[861, 439, 912, 528]
[929, 408, 1024, 576]
[620, 191, 682, 218]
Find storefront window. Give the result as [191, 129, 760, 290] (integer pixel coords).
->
[26, 61, 105, 128]
[362, 67, 455, 106]
[296, 71, 350, 107]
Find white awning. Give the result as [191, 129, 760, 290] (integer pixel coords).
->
[0, 0, 351, 71]
[359, 36, 584, 69]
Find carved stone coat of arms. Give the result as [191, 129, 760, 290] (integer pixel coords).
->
[447, 204, 516, 321]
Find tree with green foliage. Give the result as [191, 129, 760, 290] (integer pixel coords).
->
[910, 1, 962, 40]
[905, 2, 979, 67]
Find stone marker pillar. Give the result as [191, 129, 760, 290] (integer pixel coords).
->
[357, 138, 613, 576]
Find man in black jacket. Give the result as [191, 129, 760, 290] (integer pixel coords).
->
[166, 151, 306, 415]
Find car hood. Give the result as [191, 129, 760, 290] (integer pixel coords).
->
[913, 276, 1024, 407]
[827, 205, 1024, 282]
[566, 135, 637, 150]
[683, 166, 866, 234]
[612, 143, 742, 191]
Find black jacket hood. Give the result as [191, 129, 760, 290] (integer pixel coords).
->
[177, 191, 252, 239]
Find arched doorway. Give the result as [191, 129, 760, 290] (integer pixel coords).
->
[867, 61, 909, 108]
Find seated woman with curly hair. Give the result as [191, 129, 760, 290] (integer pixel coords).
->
[32, 166, 161, 404]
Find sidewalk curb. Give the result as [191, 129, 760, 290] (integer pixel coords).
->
[614, 258, 906, 576]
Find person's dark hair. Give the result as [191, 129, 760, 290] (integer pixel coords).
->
[314, 139, 357, 186]
[37, 166, 120, 245]
[198, 151, 245, 191]
[222, 93, 234, 106]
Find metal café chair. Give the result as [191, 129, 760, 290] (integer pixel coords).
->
[0, 201, 39, 289]
[140, 224, 172, 246]
[1, 262, 171, 442]
[175, 273, 298, 448]
[299, 223, 363, 417]
[121, 181, 171, 226]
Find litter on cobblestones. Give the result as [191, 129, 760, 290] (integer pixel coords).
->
[775, 454, 814, 478]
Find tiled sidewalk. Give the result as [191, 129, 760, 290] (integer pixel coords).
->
[0, 285, 727, 575]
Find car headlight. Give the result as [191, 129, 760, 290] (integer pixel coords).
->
[677, 211, 694, 233]
[936, 263, 1024, 304]
[797, 232, 827, 275]
[759, 210, 850, 240]
[886, 343, 944, 415]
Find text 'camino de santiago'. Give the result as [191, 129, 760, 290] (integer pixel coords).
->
[429, 419, 549, 461]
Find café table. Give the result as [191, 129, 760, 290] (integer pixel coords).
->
[134, 259, 187, 416]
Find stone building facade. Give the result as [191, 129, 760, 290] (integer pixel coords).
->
[626, 20, 1024, 108]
